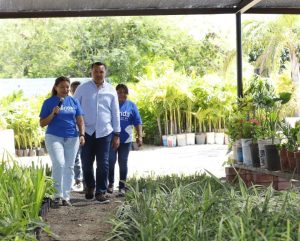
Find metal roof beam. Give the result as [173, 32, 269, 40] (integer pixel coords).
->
[247, 7, 300, 14]
[235, 0, 263, 14]
[0, 8, 236, 19]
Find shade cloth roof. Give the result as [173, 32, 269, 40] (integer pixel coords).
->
[0, 0, 299, 18]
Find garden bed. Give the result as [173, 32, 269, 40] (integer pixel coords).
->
[0, 159, 55, 240]
[108, 173, 300, 240]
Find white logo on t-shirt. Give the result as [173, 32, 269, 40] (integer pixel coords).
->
[60, 105, 75, 112]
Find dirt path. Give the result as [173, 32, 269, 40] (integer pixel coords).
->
[41, 191, 123, 241]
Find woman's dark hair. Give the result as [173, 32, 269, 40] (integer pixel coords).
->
[116, 84, 129, 94]
[51, 76, 70, 96]
[91, 62, 106, 69]
[71, 81, 81, 88]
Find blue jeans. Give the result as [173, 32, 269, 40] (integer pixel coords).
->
[108, 142, 131, 190]
[74, 147, 82, 181]
[81, 132, 112, 194]
[45, 134, 79, 200]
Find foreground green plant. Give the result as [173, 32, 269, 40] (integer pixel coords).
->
[108, 174, 300, 241]
[0, 157, 55, 240]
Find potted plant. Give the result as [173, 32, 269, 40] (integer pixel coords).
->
[240, 119, 261, 166]
[226, 115, 243, 164]
[15, 133, 23, 157]
[278, 143, 289, 172]
[262, 92, 291, 171]
[277, 120, 295, 172]
[20, 131, 29, 156]
[205, 106, 217, 144]
[184, 94, 196, 145]
[27, 130, 36, 157]
[248, 120, 261, 168]
[292, 121, 300, 174]
[214, 111, 225, 145]
[194, 108, 207, 145]
[286, 130, 298, 172]
[247, 75, 275, 167]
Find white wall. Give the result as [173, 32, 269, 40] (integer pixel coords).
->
[0, 129, 15, 160]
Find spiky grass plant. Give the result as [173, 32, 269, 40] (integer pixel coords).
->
[108, 174, 300, 241]
[0, 157, 55, 240]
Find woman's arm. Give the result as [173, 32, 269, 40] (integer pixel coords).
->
[76, 115, 85, 146]
[39, 107, 59, 127]
[135, 124, 143, 147]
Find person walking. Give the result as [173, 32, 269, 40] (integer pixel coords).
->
[74, 62, 120, 204]
[39, 76, 85, 207]
[70, 81, 84, 192]
[108, 84, 142, 196]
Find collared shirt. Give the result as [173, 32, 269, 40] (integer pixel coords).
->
[74, 80, 120, 138]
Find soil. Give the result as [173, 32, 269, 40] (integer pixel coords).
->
[41, 191, 123, 241]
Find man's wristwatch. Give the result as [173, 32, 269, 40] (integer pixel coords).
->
[114, 132, 120, 137]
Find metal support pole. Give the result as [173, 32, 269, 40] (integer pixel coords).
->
[236, 12, 243, 98]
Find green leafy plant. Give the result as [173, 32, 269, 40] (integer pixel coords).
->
[226, 116, 243, 143]
[109, 174, 300, 241]
[246, 75, 292, 144]
[0, 157, 55, 240]
[279, 120, 300, 152]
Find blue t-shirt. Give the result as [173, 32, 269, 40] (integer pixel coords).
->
[39, 95, 83, 138]
[119, 100, 142, 144]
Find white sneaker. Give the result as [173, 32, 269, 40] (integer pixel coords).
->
[117, 189, 126, 197]
[72, 182, 83, 192]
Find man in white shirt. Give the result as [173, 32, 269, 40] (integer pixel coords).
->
[74, 62, 120, 204]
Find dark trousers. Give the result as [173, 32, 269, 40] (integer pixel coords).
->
[81, 132, 112, 194]
[108, 142, 131, 190]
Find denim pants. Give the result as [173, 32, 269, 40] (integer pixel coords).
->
[81, 132, 112, 194]
[45, 134, 79, 200]
[74, 147, 82, 181]
[108, 142, 131, 190]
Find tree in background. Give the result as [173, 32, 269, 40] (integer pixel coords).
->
[0, 17, 226, 82]
[243, 15, 300, 115]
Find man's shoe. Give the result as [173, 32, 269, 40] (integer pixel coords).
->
[107, 184, 114, 194]
[85, 187, 95, 200]
[62, 200, 72, 207]
[95, 193, 110, 204]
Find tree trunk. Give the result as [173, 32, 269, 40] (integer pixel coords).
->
[164, 110, 168, 135]
[169, 107, 173, 135]
[177, 108, 181, 134]
[290, 50, 300, 116]
[198, 120, 201, 133]
[157, 116, 162, 138]
[173, 109, 177, 134]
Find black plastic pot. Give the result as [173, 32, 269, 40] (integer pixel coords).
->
[35, 198, 50, 241]
[250, 143, 260, 167]
[264, 144, 281, 171]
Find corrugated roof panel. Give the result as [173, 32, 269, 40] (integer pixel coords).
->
[0, 0, 241, 11]
[0, 0, 299, 17]
[256, 0, 300, 8]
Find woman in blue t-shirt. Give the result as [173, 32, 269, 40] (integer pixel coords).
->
[39, 76, 85, 207]
[108, 84, 142, 196]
